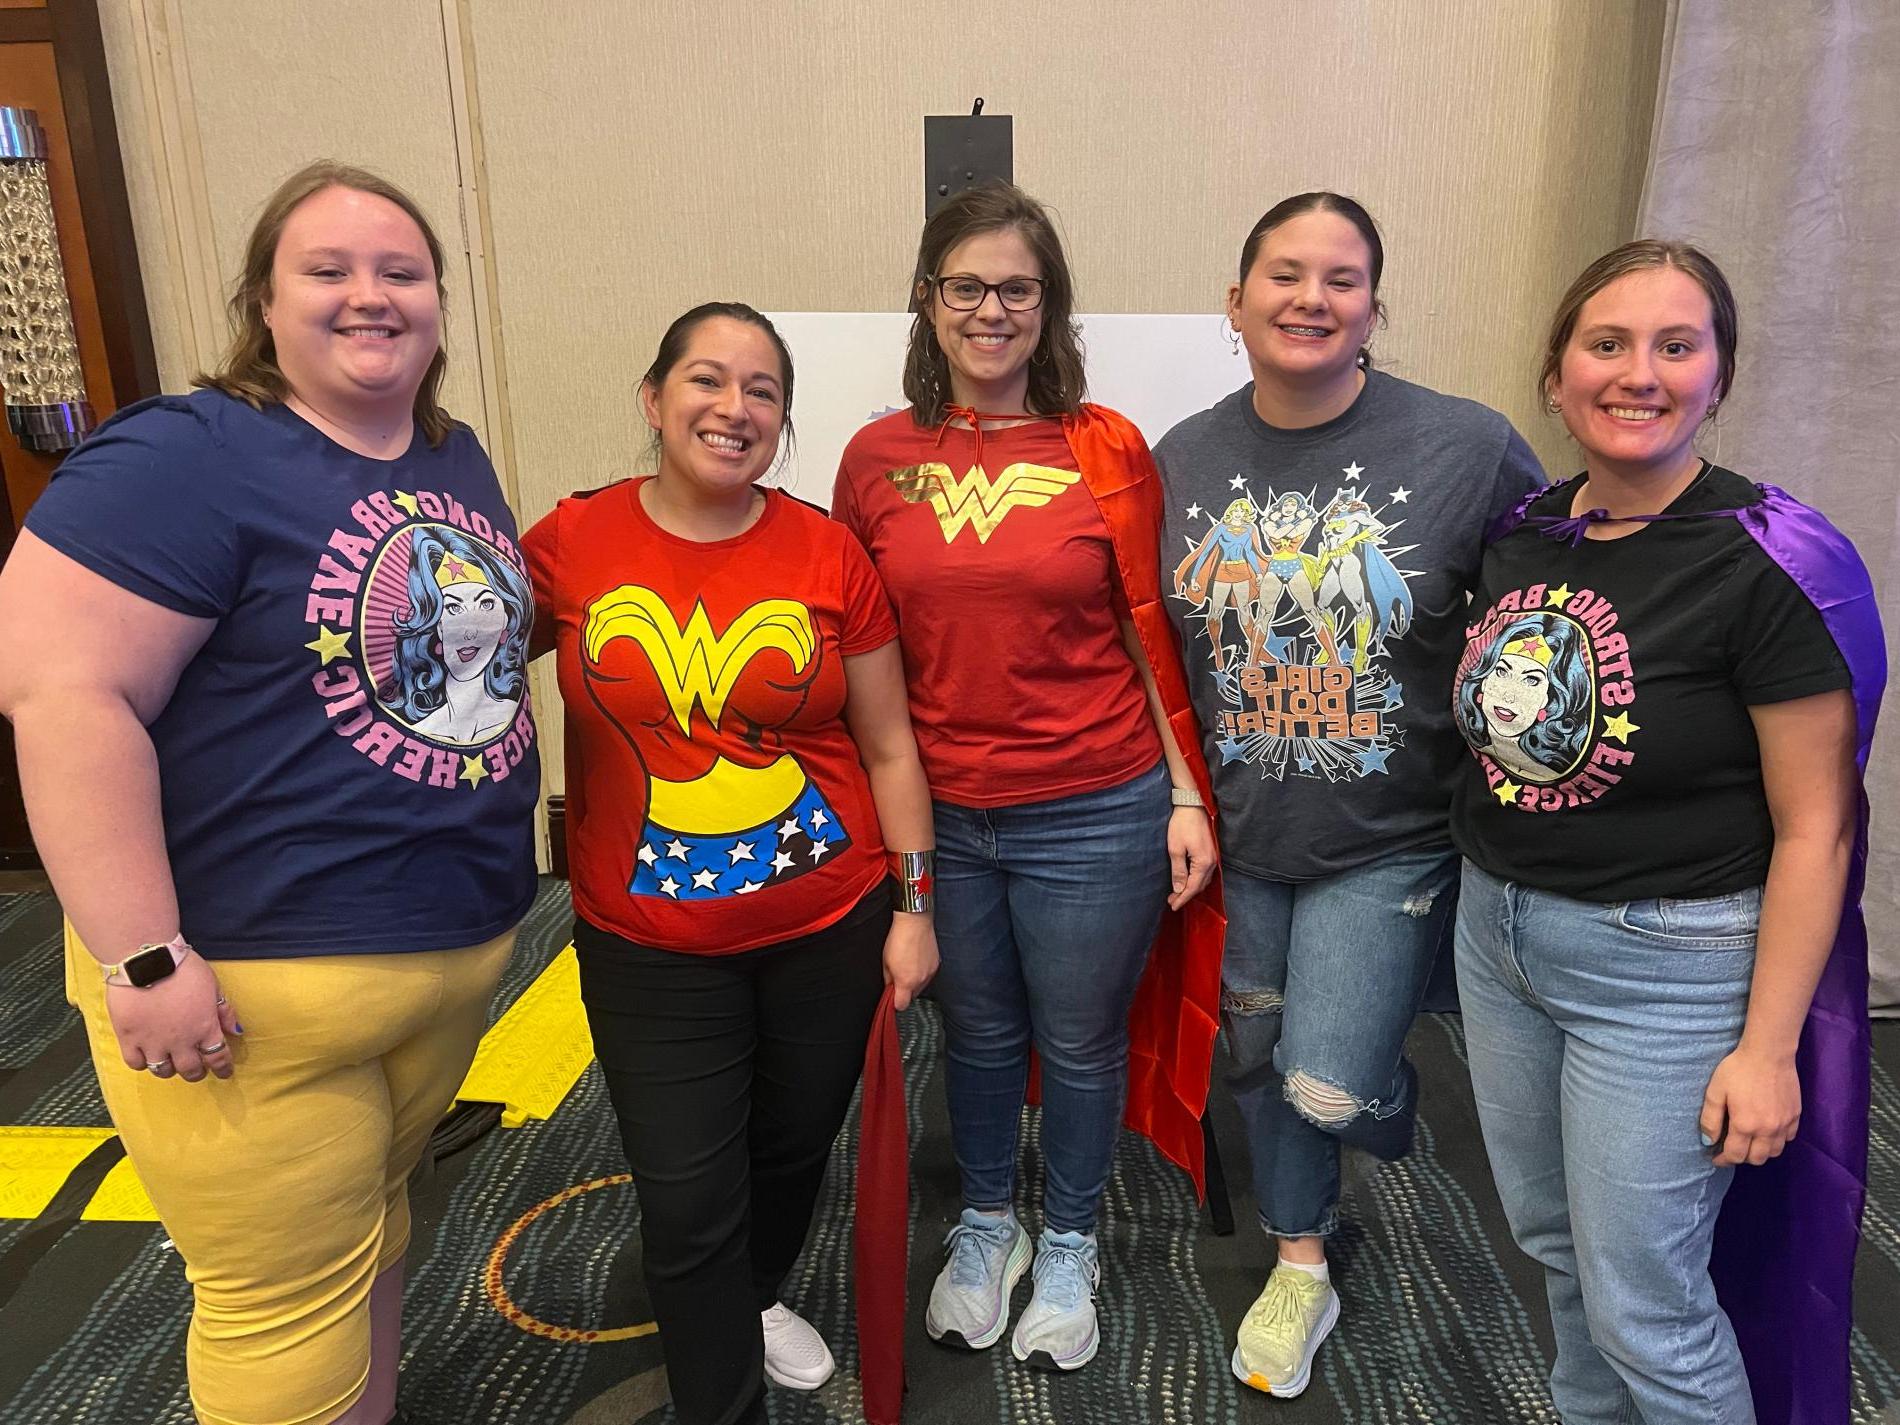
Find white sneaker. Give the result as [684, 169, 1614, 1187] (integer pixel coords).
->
[761, 1301, 835, 1389]
[1009, 1228, 1101, 1371]
[926, 1208, 1031, 1350]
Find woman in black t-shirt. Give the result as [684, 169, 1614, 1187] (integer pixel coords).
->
[1449, 242, 1874, 1423]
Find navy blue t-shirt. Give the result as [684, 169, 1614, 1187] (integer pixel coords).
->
[26, 390, 540, 958]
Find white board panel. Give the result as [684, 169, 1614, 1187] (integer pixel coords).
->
[765, 313, 1252, 507]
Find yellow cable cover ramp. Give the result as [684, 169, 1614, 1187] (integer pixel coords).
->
[453, 944, 593, 1128]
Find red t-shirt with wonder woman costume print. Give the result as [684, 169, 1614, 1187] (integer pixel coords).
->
[522, 479, 897, 955]
[831, 410, 1161, 807]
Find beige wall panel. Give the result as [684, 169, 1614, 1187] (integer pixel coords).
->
[99, 0, 487, 440]
[468, 0, 1662, 793]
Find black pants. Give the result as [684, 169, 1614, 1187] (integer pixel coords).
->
[574, 887, 889, 1425]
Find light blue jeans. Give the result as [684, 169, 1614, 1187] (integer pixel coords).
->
[1455, 859, 1760, 1425]
[1220, 844, 1460, 1238]
[930, 760, 1171, 1234]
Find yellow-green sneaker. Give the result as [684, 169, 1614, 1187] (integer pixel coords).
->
[1231, 1265, 1339, 1398]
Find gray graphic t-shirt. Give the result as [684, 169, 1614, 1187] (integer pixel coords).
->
[1154, 371, 1544, 881]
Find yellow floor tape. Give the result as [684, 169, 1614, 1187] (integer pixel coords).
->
[3, 945, 593, 1221]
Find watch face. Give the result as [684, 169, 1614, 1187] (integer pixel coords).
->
[123, 945, 177, 988]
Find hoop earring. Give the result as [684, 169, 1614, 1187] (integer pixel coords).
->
[1545, 397, 1563, 415]
[1031, 344, 1051, 367]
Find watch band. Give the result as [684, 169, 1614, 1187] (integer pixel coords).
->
[101, 933, 192, 988]
[1169, 785, 1206, 808]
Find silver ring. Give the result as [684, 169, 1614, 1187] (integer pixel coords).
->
[146, 1056, 173, 1074]
[216, 996, 228, 1007]
[199, 1041, 227, 1055]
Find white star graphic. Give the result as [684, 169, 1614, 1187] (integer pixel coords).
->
[1185, 502, 1203, 521]
[658, 875, 681, 898]
[778, 817, 801, 840]
[665, 838, 691, 861]
[1389, 486, 1411, 504]
[734, 879, 762, 895]
[637, 844, 658, 866]
[691, 868, 719, 891]
[1343, 461, 1364, 480]
[772, 850, 795, 873]
[728, 840, 756, 864]
[1229, 474, 1246, 490]
[809, 808, 830, 832]
[808, 838, 832, 862]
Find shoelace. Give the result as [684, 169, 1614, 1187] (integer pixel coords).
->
[1247, 1272, 1316, 1332]
[1030, 1240, 1095, 1312]
[942, 1218, 1012, 1289]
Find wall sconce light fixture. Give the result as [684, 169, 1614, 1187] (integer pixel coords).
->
[0, 106, 95, 452]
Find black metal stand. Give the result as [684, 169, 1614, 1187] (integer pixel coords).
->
[1202, 1111, 1235, 1236]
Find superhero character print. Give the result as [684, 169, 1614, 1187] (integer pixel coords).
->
[580, 585, 848, 900]
[1173, 464, 1417, 783]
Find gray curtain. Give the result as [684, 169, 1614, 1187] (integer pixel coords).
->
[1639, 0, 1900, 1010]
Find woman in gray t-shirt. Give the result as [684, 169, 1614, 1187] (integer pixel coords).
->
[1153, 191, 1543, 1399]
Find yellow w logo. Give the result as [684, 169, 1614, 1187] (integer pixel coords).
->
[583, 587, 815, 733]
[887, 461, 1082, 544]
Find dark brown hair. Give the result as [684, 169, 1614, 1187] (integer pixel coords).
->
[901, 182, 1087, 425]
[1538, 240, 1738, 411]
[1237, 191, 1387, 369]
[640, 302, 796, 470]
[194, 160, 455, 446]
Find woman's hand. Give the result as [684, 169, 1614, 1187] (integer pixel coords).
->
[1167, 806, 1217, 911]
[106, 952, 241, 1083]
[1699, 1046, 1801, 1167]
[882, 912, 939, 1012]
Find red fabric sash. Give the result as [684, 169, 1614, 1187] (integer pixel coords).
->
[855, 984, 906, 1423]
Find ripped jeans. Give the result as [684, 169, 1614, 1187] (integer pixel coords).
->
[1221, 845, 1459, 1238]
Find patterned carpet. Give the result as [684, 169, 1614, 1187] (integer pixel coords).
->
[2, 879, 1896, 1423]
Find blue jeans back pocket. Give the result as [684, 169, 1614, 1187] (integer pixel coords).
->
[1613, 886, 1762, 947]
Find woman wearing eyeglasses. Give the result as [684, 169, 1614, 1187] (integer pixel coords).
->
[832, 181, 1222, 1373]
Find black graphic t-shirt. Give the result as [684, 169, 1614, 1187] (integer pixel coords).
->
[1449, 465, 1849, 902]
[26, 391, 540, 958]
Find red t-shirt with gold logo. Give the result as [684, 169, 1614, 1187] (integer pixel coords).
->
[523, 480, 896, 953]
[831, 411, 1160, 807]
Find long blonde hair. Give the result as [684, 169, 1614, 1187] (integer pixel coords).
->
[194, 160, 455, 446]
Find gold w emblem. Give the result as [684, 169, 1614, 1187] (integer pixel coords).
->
[583, 587, 814, 732]
[886, 461, 1082, 544]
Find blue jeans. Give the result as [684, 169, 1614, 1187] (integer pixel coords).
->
[1220, 845, 1458, 1238]
[931, 760, 1171, 1233]
[1455, 860, 1759, 1425]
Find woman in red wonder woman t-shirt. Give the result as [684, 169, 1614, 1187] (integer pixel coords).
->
[833, 183, 1221, 1373]
[522, 302, 937, 1425]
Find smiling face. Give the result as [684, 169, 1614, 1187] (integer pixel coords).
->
[263, 185, 441, 423]
[1550, 265, 1722, 482]
[437, 579, 508, 682]
[1479, 653, 1549, 742]
[927, 227, 1045, 412]
[1227, 209, 1378, 392]
[640, 315, 787, 500]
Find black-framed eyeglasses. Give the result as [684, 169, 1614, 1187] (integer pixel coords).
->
[927, 275, 1046, 312]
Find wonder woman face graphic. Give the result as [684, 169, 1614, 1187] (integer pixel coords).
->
[437, 574, 508, 684]
[1479, 651, 1549, 743]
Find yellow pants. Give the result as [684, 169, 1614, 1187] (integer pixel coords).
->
[65, 926, 516, 1425]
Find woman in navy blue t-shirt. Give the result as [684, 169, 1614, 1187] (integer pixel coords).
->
[0, 162, 536, 1425]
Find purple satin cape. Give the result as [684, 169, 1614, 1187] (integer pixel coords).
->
[1496, 482, 1885, 1424]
